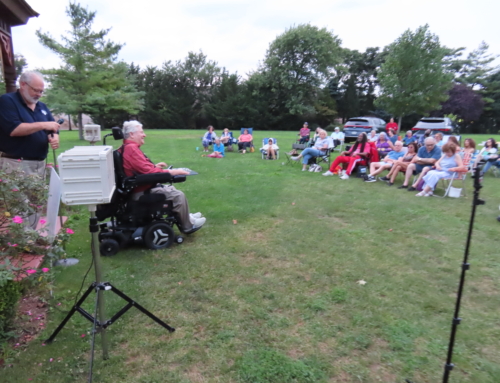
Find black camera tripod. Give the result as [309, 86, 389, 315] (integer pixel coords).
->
[45, 205, 175, 382]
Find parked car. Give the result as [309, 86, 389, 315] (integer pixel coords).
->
[411, 117, 457, 137]
[343, 117, 387, 142]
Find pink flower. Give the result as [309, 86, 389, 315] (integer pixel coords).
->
[7, 242, 18, 247]
[57, 303, 61, 306]
[26, 269, 37, 275]
[81, 334, 86, 338]
[42, 268, 50, 273]
[49, 358, 53, 362]
[11, 188, 19, 192]
[66, 228, 74, 234]
[12, 216, 23, 224]
[40, 219, 47, 225]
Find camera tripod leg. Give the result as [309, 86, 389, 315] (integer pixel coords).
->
[102, 282, 175, 332]
[45, 283, 96, 344]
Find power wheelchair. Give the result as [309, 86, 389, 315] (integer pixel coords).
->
[96, 127, 199, 256]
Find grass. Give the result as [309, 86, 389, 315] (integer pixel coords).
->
[4, 130, 500, 383]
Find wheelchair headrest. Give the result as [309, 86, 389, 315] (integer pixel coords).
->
[112, 127, 124, 140]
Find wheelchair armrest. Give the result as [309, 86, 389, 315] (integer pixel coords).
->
[172, 175, 186, 183]
[130, 172, 173, 185]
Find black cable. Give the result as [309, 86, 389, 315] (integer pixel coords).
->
[73, 245, 95, 308]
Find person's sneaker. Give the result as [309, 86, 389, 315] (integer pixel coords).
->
[309, 165, 316, 172]
[291, 156, 300, 161]
[407, 186, 417, 192]
[364, 175, 376, 182]
[193, 217, 206, 228]
[322, 170, 334, 176]
[397, 185, 408, 189]
[190, 212, 202, 219]
[386, 181, 394, 186]
[301, 168, 307, 171]
[379, 176, 389, 181]
[338, 170, 346, 178]
[340, 173, 350, 180]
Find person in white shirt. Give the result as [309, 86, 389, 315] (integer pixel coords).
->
[330, 127, 345, 147]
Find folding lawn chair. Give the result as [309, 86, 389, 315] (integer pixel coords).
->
[260, 138, 279, 160]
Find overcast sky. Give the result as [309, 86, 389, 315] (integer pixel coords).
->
[11, 0, 500, 77]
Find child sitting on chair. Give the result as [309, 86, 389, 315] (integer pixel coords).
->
[261, 138, 279, 160]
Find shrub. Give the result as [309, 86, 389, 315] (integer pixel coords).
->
[0, 279, 21, 339]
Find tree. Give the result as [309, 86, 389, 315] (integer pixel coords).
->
[257, 24, 342, 127]
[36, 3, 143, 138]
[375, 25, 454, 128]
[457, 42, 498, 90]
[432, 84, 484, 131]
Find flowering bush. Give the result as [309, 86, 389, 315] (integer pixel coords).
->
[0, 167, 74, 341]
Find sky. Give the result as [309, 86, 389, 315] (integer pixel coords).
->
[10, 0, 500, 77]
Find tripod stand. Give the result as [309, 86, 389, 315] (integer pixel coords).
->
[442, 166, 484, 382]
[45, 205, 175, 382]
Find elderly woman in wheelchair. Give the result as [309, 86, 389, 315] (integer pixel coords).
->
[97, 121, 205, 256]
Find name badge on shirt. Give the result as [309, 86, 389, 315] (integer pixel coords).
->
[42, 110, 47, 115]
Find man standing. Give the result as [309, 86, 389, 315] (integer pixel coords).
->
[120, 120, 206, 233]
[385, 117, 398, 133]
[0, 71, 60, 176]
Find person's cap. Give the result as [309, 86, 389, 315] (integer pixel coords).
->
[335, 127, 340, 130]
[304, 122, 308, 125]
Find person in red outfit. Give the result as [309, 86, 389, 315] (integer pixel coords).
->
[385, 117, 398, 133]
[322, 133, 370, 179]
[120, 120, 205, 233]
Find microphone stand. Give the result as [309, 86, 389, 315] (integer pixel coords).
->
[442, 166, 484, 382]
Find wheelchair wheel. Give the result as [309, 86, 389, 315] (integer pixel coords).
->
[100, 239, 120, 256]
[143, 222, 174, 250]
[175, 235, 184, 244]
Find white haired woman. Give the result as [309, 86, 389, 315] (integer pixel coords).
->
[291, 129, 329, 171]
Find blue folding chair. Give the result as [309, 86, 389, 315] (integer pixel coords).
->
[237, 128, 254, 152]
[260, 138, 279, 159]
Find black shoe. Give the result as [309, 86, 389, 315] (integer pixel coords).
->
[364, 175, 376, 182]
[379, 176, 389, 181]
[407, 186, 417, 192]
[386, 181, 394, 186]
[398, 185, 408, 189]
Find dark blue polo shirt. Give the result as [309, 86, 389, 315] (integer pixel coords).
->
[0, 91, 55, 159]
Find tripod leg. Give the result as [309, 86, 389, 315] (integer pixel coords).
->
[107, 283, 175, 332]
[45, 283, 95, 344]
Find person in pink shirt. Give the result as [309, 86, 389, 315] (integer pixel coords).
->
[238, 129, 253, 153]
[298, 122, 310, 144]
[120, 120, 206, 233]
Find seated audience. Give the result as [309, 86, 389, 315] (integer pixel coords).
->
[418, 129, 432, 146]
[402, 131, 416, 146]
[380, 142, 418, 186]
[364, 141, 405, 182]
[368, 129, 378, 142]
[220, 128, 233, 145]
[434, 132, 444, 147]
[202, 125, 217, 152]
[474, 137, 499, 174]
[323, 132, 370, 180]
[387, 129, 398, 145]
[376, 132, 394, 157]
[207, 138, 225, 158]
[330, 127, 345, 147]
[291, 129, 329, 171]
[398, 137, 442, 191]
[416, 142, 465, 196]
[238, 129, 253, 153]
[298, 122, 310, 144]
[261, 138, 279, 160]
[121, 120, 205, 232]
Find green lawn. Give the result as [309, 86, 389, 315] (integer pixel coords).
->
[4, 129, 500, 383]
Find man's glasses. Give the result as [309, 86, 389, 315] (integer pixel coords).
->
[25, 83, 44, 94]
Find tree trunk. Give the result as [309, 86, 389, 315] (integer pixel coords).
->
[68, 114, 72, 131]
[78, 113, 84, 140]
[397, 116, 403, 134]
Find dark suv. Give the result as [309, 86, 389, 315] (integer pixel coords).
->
[343, 117, 386, 142]
[411, 117, 457, 136]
